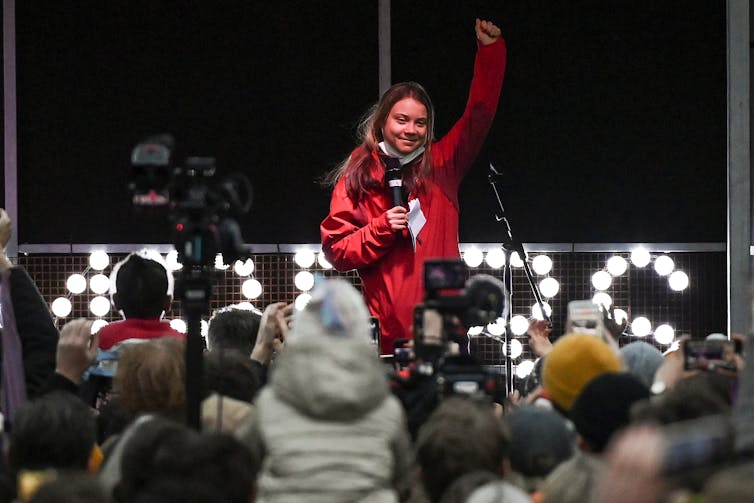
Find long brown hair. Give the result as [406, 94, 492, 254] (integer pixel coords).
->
[323, 82, 435, 203]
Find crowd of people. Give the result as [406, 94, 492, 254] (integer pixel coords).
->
[0, 228, 749, 502]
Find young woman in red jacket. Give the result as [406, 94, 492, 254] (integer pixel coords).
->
[321, 18, 507, 355]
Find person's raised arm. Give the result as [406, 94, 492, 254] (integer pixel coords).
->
[432, 18, 507, 187]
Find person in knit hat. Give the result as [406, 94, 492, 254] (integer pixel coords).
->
[541, 333, 622, 412]
[569, 371, 650, 454]
[620, 341, 665, 388]
[503, 405, 575, 493]
[236, 278, 413, 503]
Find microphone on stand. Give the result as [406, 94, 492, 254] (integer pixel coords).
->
[384, 156, 404, 207]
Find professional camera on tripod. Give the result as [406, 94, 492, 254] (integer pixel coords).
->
[129, 134, 252, 268]
[129, 134, 253, 429]
[390, 259, 508, 437]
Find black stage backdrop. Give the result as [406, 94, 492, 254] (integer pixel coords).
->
[14, 1, 726, 245]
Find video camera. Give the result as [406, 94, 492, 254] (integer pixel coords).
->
[129, 134, 252, 268]
[389, 259, 508, 437]
[412, 259, 508, 361]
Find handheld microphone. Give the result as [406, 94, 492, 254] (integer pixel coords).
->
[384, 156, 404, 207]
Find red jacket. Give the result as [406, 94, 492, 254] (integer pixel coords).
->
[98, 318, 186, 350]
[321, 39, 507, 354]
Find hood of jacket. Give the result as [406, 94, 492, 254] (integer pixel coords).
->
[269, 334, 390, 421]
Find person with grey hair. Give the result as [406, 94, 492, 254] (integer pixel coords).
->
[620, 341, 665, 388]
[236, 278, 413, 502]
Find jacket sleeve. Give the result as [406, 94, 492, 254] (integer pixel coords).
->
[320, 179, 399, 271]
[8, 267, 59, 398]
[432, 38, 507, 194]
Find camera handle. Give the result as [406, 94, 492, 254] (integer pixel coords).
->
[488, 163, 551, 395]
[175, 268, 213, 431]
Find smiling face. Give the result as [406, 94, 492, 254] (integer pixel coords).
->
[381, 97, 429, 155]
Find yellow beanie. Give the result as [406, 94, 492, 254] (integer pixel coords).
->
[542, 333, 622, 411]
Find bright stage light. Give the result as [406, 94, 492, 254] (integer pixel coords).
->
[89, 251, 110, 271]
[539, 277, 559, 298]
[170, 319, 187, 334]
[463, 248, 484, 268]
[654, 324, 675, 345]
[532, 255, 553, 275]
[234, 258, 254, 277]
[89, 274, 110, 294]
[317, 252, 333, 269]
[630, 248, 651, 268]
[654, 255, 675, 276]
[631, 316, 652, 337]
[295, 249, 316, 268]
[51, 297, 72, 318]
[485, 248, 506, 269]
[89, 296, 111, 317]
[66, 274, 87, 294]
[515, 360, 536, 379]
[510, 315, 529, 336]
[241, 279, 263, 299]
[592, 270, 612, 291]
[607, 255, 628, 276]
[509, 339, 523, 359]
[531, 302, 552, 321]
[668, 270, 689, 291]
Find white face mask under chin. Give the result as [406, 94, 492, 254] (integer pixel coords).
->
[378, 141, 425, 166]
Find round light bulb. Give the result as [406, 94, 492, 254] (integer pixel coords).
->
[487, 318, 506, 336]
[631, 316, 652, 337]
[170, 319, 187, 334]
[66, 274, 87, 294]
[592, 292, 613, 309]
[294, 249, 316, 268]
[510, 315, 530, 336]
[654, 324, 675, 345]
[613, 308, 628, 325]
[630, 248, 651, 268]
[241, 279, 263, 299]
[89, 251, 110, 271]
[295, 293, 312, 311]
[89, 296, 111, 317]
[509, 251, 524, 268]
[654, 255, 675, 276]
[467, 325, 484, 336]
[668, 270, 689, 291]
[91, 319, 108, 334]
[51, 297, 72, 318]
[317, 252, 333, 269]
[532, 255, 553, 275]
[531, 302, 552, 321]
[463, 248, 484, 268]
[592, 270, 612, 291]
[89, 274, 111, 295]
[539, 277, 560, 298]
[515, 359, 536, 379]
[294, 271, 315, 292]
[607, 255, 628, 276]
[509, 339, 523, 359]
[233, 258, 254, 277]
[485, 248, 506, 269]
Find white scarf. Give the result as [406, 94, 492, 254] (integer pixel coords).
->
[378, 141, 425, 166]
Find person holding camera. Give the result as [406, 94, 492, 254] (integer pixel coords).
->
[321, 18, 507, 354]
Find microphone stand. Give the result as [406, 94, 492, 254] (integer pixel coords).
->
[487, 163, 550, 395]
